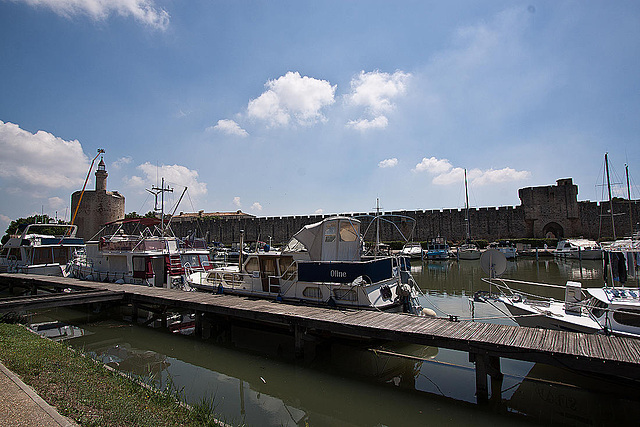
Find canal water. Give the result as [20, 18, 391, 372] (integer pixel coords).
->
[24, 257, 640, 426]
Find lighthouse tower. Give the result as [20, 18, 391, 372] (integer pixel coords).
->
[70, 157, 125, 240]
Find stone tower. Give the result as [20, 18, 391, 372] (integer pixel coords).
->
[70, 158, 125, 240]
[518, 178, 580, 238]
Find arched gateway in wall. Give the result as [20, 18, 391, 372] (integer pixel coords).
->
[542, 222, 564, 239]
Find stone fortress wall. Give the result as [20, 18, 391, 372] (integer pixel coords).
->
[170, 178, 639, 245]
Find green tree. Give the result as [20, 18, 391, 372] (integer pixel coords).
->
[125, 211, 157, 219]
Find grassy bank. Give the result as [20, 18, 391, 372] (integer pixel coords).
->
[0, 322, 226, 426]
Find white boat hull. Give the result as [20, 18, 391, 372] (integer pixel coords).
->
[500, 298, 602, 334]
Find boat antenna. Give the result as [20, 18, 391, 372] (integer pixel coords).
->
[70, 148, 105, 233]
[165, 186, 188, 232]
[147, 178, 173, 236]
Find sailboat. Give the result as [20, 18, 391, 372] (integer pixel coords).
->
[458, 169, 481, 260]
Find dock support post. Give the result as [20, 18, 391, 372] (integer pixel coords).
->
[161, 308, 168, 329]
[294, 324, 304, 358]
[470, 352, 503, 404]
[131, 304, 138, 324]
[195, 311, 203, 337]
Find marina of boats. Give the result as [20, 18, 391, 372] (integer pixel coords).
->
[0, 155, 638, 425]
[2, 248, 640, 425]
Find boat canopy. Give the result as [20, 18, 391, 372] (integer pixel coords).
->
[284, 217, 362, 261]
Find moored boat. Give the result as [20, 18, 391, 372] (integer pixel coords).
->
[69, 218, 212, 288]
[0, 223, 85, 276]
[487, 241, 517, 259]
[475, 248, 640, 338]
[400, 242, 423, 259]
[425, 238, 450, 260]
[554, 238, 602, 260]
[457, 243, 481, 260]
[187, 216, 425, 313]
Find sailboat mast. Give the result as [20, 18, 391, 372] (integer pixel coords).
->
[605, 153, 616, 240]
[464, 168, 471, 241]
[375, 198, 381, 259]
[627, 164, 634, 239]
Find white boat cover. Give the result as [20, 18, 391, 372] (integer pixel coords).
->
[287, 217, 361, 261]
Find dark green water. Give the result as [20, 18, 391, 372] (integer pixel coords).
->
[24, 257, 640, 426]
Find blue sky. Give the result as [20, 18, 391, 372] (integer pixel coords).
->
[1, 1, 639, 230]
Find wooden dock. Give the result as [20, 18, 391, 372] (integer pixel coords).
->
[2, 272, 640, 402]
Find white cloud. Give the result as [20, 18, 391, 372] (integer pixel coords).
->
[129, 162, 207, 197]
[48, 197, 67, 210]
[112, 156, 132, 169]
[315, 208, 324, 215]
[414, 156, 530, 186]
[124, 175, 145, 188]
[471, 167, 531, 186]
[0, 120, 89, 190]
[378, 158, 398, 168]
[251, 202, 262, 212]
[413, 157, 453, 174]
[233, 197, 242, 208]
[19, 0, 170, 30]
[346, 70, 411, 114]
[347, 116, 388, 132]
[209, 119, 248, 137]
[0, 214, 11, 228]
[247, 72, 336, 127]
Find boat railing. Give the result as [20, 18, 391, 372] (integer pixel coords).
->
[6, 255, 19, 273]
[482, 277, 571, 304]
[183, 262, 193, 278]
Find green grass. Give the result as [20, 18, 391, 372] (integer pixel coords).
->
[0, 322, 231, 426]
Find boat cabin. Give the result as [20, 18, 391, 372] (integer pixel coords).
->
[0, 224, 84, 275]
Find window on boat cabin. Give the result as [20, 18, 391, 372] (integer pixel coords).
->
[52, 246, 70, 264]
[132, 256, 152, 278]
[245, 256, 259, 274]
[324, 224, 337, 243]
[589, 298, 608, 318]
[181, 254, 201, 268]
[278, 256, 296, 280]
[198, 254, 211, 269]
[261, 257, 277, 277]
[613, 309, 640, 327]
[32, 247, 53, 264]
[334, 289, 357, 301]
[339, 222, 358, 242]
[303, 286, 322, 299]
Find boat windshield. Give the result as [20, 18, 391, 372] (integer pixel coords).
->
[283, 237, 306, 253]
[613, 309, 640, 327]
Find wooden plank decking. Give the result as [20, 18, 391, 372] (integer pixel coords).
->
[2, 273, 640, 383]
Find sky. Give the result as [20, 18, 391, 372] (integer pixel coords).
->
[1, 1, 639, 230]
